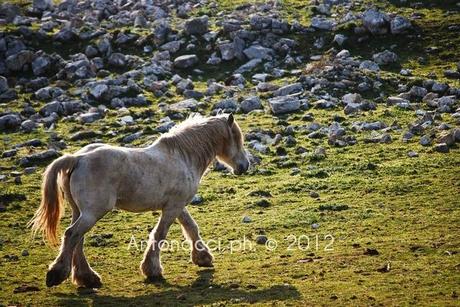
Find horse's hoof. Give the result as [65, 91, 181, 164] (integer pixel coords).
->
[192, 250, 214, 267]
[145, 275, 165, 284]
[46, 267, 69, 287]
[77, 273, 102, 289]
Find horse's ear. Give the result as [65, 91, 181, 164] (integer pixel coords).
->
[227, 113, 234, 127]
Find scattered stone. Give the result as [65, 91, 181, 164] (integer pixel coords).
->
[373, 50, 398, 65]
[268, 96, 300, 115]
[174, 55, 199, 68]
[242, 216, 252, 223]
[240, 96, 262, 113]
[390, 16, 412, 34]
[362, 9, 389, 35]
[274, 83, 303, 97]
[434, 143, 449, 153]
[255, 235, 268, 244]
[184, 16, 209, 35]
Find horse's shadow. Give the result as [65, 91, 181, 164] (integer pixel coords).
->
[55, 269, 300, 306]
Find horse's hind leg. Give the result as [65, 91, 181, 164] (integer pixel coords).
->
[71, 237, 102, 288]
[67, 201, 102, 288]
[178, 208, 213, 267]
[46, 213, 102, 287]
[140, 207, 182, 281]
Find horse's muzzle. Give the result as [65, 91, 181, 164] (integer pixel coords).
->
[233, 161, 249, 175]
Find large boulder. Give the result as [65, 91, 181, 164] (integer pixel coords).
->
[362, 9, 390, 35]
[174, 54, 199, 68]
[268, 96, 300, 115]
[184, 16, 209, 35]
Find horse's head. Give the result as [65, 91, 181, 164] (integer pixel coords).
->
[217, 114, 250, 175]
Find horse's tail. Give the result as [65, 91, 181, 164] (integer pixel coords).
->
[28, 154, 79, 246]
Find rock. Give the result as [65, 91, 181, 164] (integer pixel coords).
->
[174, 54, 199, 68]
[184, 16, 209, 35]
[420, 135, 432, 146]
[32, 55, 52, 76]
[342, 93, 361, 105]
[240, 96, 262, 113]
[311, 17, 335, 30]
[373, 50, 398, 65]
[2, 149, 17, 158]
[390, 16, 411, 34]
[219, 42, 235, 61]
[191, 194, 203, 205]
[160, 41, 181, 53]
[409, 86, 428, 99]
[33, 0, 53, 11]
[70, 130, 101, 141]
[431, 82, 448, 94]
[387, 96, 409, 105]
[213, 98, 238, 112]
[20, 120, 37, 132]
[152, 19, 170, 45]
[19, 149, 60, 167]
[242, 216, 252, 223]
[108, 53, 126, 67]
[255, 235, 268, 244]
[78, 112, 102, 124]
[169, 98, 199, 112]
[437, 131, 455, 146]
[336, 49, 350, 58]
[268, 96, 300, 115]
[359, 60, 380, 71]
[0, 76, 8, 93]
[434, 143, 449, 153]
[243, 45, 273, 60]
[176, 79, 194, 94]
[6, 50, 34, 71]
[234, 59, 262, 74]
[274, 83, 303, 96]
[54, 28, 77, 42]
[0, 114, 21, 131]
[407, 151, 418, 157]
[122, 131, 143, 143]
[333, 34, 347, 46]
[134, 15, 147, 28]
[362, 9, 389, 35]
[120, 115, 134, 125]
[89, 84, 109, 100]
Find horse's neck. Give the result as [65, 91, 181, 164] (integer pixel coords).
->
[152, 127, 220, 177]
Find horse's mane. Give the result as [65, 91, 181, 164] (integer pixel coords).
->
[157, 114, 231, 172]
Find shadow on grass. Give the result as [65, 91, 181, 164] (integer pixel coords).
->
[55, 269, 301, 306]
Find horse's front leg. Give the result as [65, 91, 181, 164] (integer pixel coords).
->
[178, 208, 213, 267]
[140, 207, 181, 281]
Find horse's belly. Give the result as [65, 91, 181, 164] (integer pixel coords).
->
[115, 192, 164, 212]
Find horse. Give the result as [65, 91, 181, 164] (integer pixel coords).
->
[28, 113, 250, 288]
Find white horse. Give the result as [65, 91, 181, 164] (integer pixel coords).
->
[29, 114, 249, 288]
